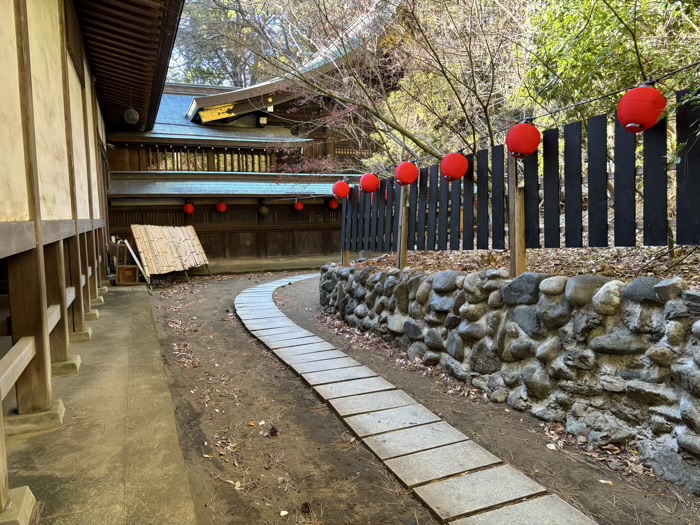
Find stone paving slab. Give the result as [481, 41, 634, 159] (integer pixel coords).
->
[413, 465, 547, 522]
[450, 494, 597, 525]
[363, 421, 467, 460]
[235, 306, 279, 313]
[384, 441, 502, 487]
[328, 390, 417, 417]
[301, 365, 378, 386]
[314, 377, 396, 400]
[344, 404, 441, 437]
[257, 329, 315, 342]
[245, 320, 297, 331]
[235, 302, 277, 308]
[284, 349, 348, 364]
[239, 315, 288, 323]
[267, 335, 324, 349]
[274, 342, 336, 358]
[290, 357, 361, 374]
[251, 326, 306, 337]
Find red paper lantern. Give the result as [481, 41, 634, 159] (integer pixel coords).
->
[395, 162, 419, 185]
[183, 203, 195, 215]
[617, 85, 666, 133]
[506, 123, 541, 158]
[440, 153, 469, 181]
[329, 199, 339, 210]
[215, 201, 227, 213]
[333, 180, 351, 199]
[293, 201, 304, 211]
[359, 173, 380, 193]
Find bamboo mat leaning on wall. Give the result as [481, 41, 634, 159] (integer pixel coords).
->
[130, 225, 209, 281]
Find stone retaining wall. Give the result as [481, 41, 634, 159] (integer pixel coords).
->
[320, 264, 700, 494]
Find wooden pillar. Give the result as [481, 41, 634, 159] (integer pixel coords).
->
[67, 235, 85, 332]
[63, 239, 75, 331]
[8, 250, 52, 413]
[79, 233, 91, 312]
[44, 242, 69, 364]
[397, 184, 410, 270]
[508, 156, 526, 277]
[0, 412, 8, 510]
[12, 0, 52, 415]
[87, 230, 98, 299]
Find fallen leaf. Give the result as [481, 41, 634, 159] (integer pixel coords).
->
[599, 480, 613, 485]
[546, 444, 557, 450]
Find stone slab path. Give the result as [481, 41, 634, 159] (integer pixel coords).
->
[235, 275, 598, 525]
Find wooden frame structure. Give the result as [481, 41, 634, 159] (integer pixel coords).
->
[0, 0, 184, 519]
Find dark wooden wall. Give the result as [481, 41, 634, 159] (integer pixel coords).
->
[109, 204, 342, 259]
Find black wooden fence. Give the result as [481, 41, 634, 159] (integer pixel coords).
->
[341, 91, 700, 253]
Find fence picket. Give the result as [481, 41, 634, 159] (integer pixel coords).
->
[385, 179, 394, 251]
[370, 185, 378, 251]
[350, 187, 358, 252]
[477, 149, 489, 249]
[543, 128, 560, 248]
[523, 148, 540, 248]
[564, 122, 583, 247]
[614, 114, 637, 247]
[588, 114, 608, 247]
[392, 180, 400, 251]
[438, 171, 449, 249]
[492, 145, 505, 249]
[450, 175, 461, 249]
[427, 166, 438, 250]
[408, 179, 418, 250]
[377, 179, 386, 251]
[676, 91, 700, 245]
[643, 117, 667, 246]
[417, 167, 428, 250]
[363, 192, 371, 252]
[463, 154, 474, 250]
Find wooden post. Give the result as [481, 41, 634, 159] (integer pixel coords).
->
[87, 230, 98, 299]
[44, 242, 70, 364]
[8, 250, 52, 413]
[508, 155, 527, 277]
[68, 235, 85, 332]
[12, 0, 52, 415]
[514, 187, 527, 276]
[397, 184, 410, 269]
[79, 233, 91, 314]
[0, 411, 8, 510]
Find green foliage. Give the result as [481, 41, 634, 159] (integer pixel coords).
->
[522, 0, 700, 123]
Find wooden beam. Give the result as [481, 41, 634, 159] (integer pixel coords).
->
[46, 305, 61, 334]
[65, 287, 76, 308]
[0, 337, 36, 400]
[0, 222, 36, 259]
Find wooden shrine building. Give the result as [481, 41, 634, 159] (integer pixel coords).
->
[106, 83, 361, 260]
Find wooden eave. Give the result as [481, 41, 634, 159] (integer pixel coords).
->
[74, 0, 185, 132]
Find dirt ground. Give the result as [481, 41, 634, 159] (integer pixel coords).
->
[151, 272, 700, 525]
[150, 273, 437, 525]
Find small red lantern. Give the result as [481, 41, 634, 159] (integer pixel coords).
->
[329, 199, 339, 210]
[333, 180, 351, 199]
[395, 162, 419, 185]
[359, 173, 380, 193]
[506, 123, 541, 158]
[293, 201, 304, 211]
[183, 203, 195, 215]
[617, 85, 666, 133]
[440, 153, 469, 181]
[215, 201, 227, 213]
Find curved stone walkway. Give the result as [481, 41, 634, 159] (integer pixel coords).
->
[235, 275, 598, 525]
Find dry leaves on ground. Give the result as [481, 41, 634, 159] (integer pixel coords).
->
[354, 246, 700, 288]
